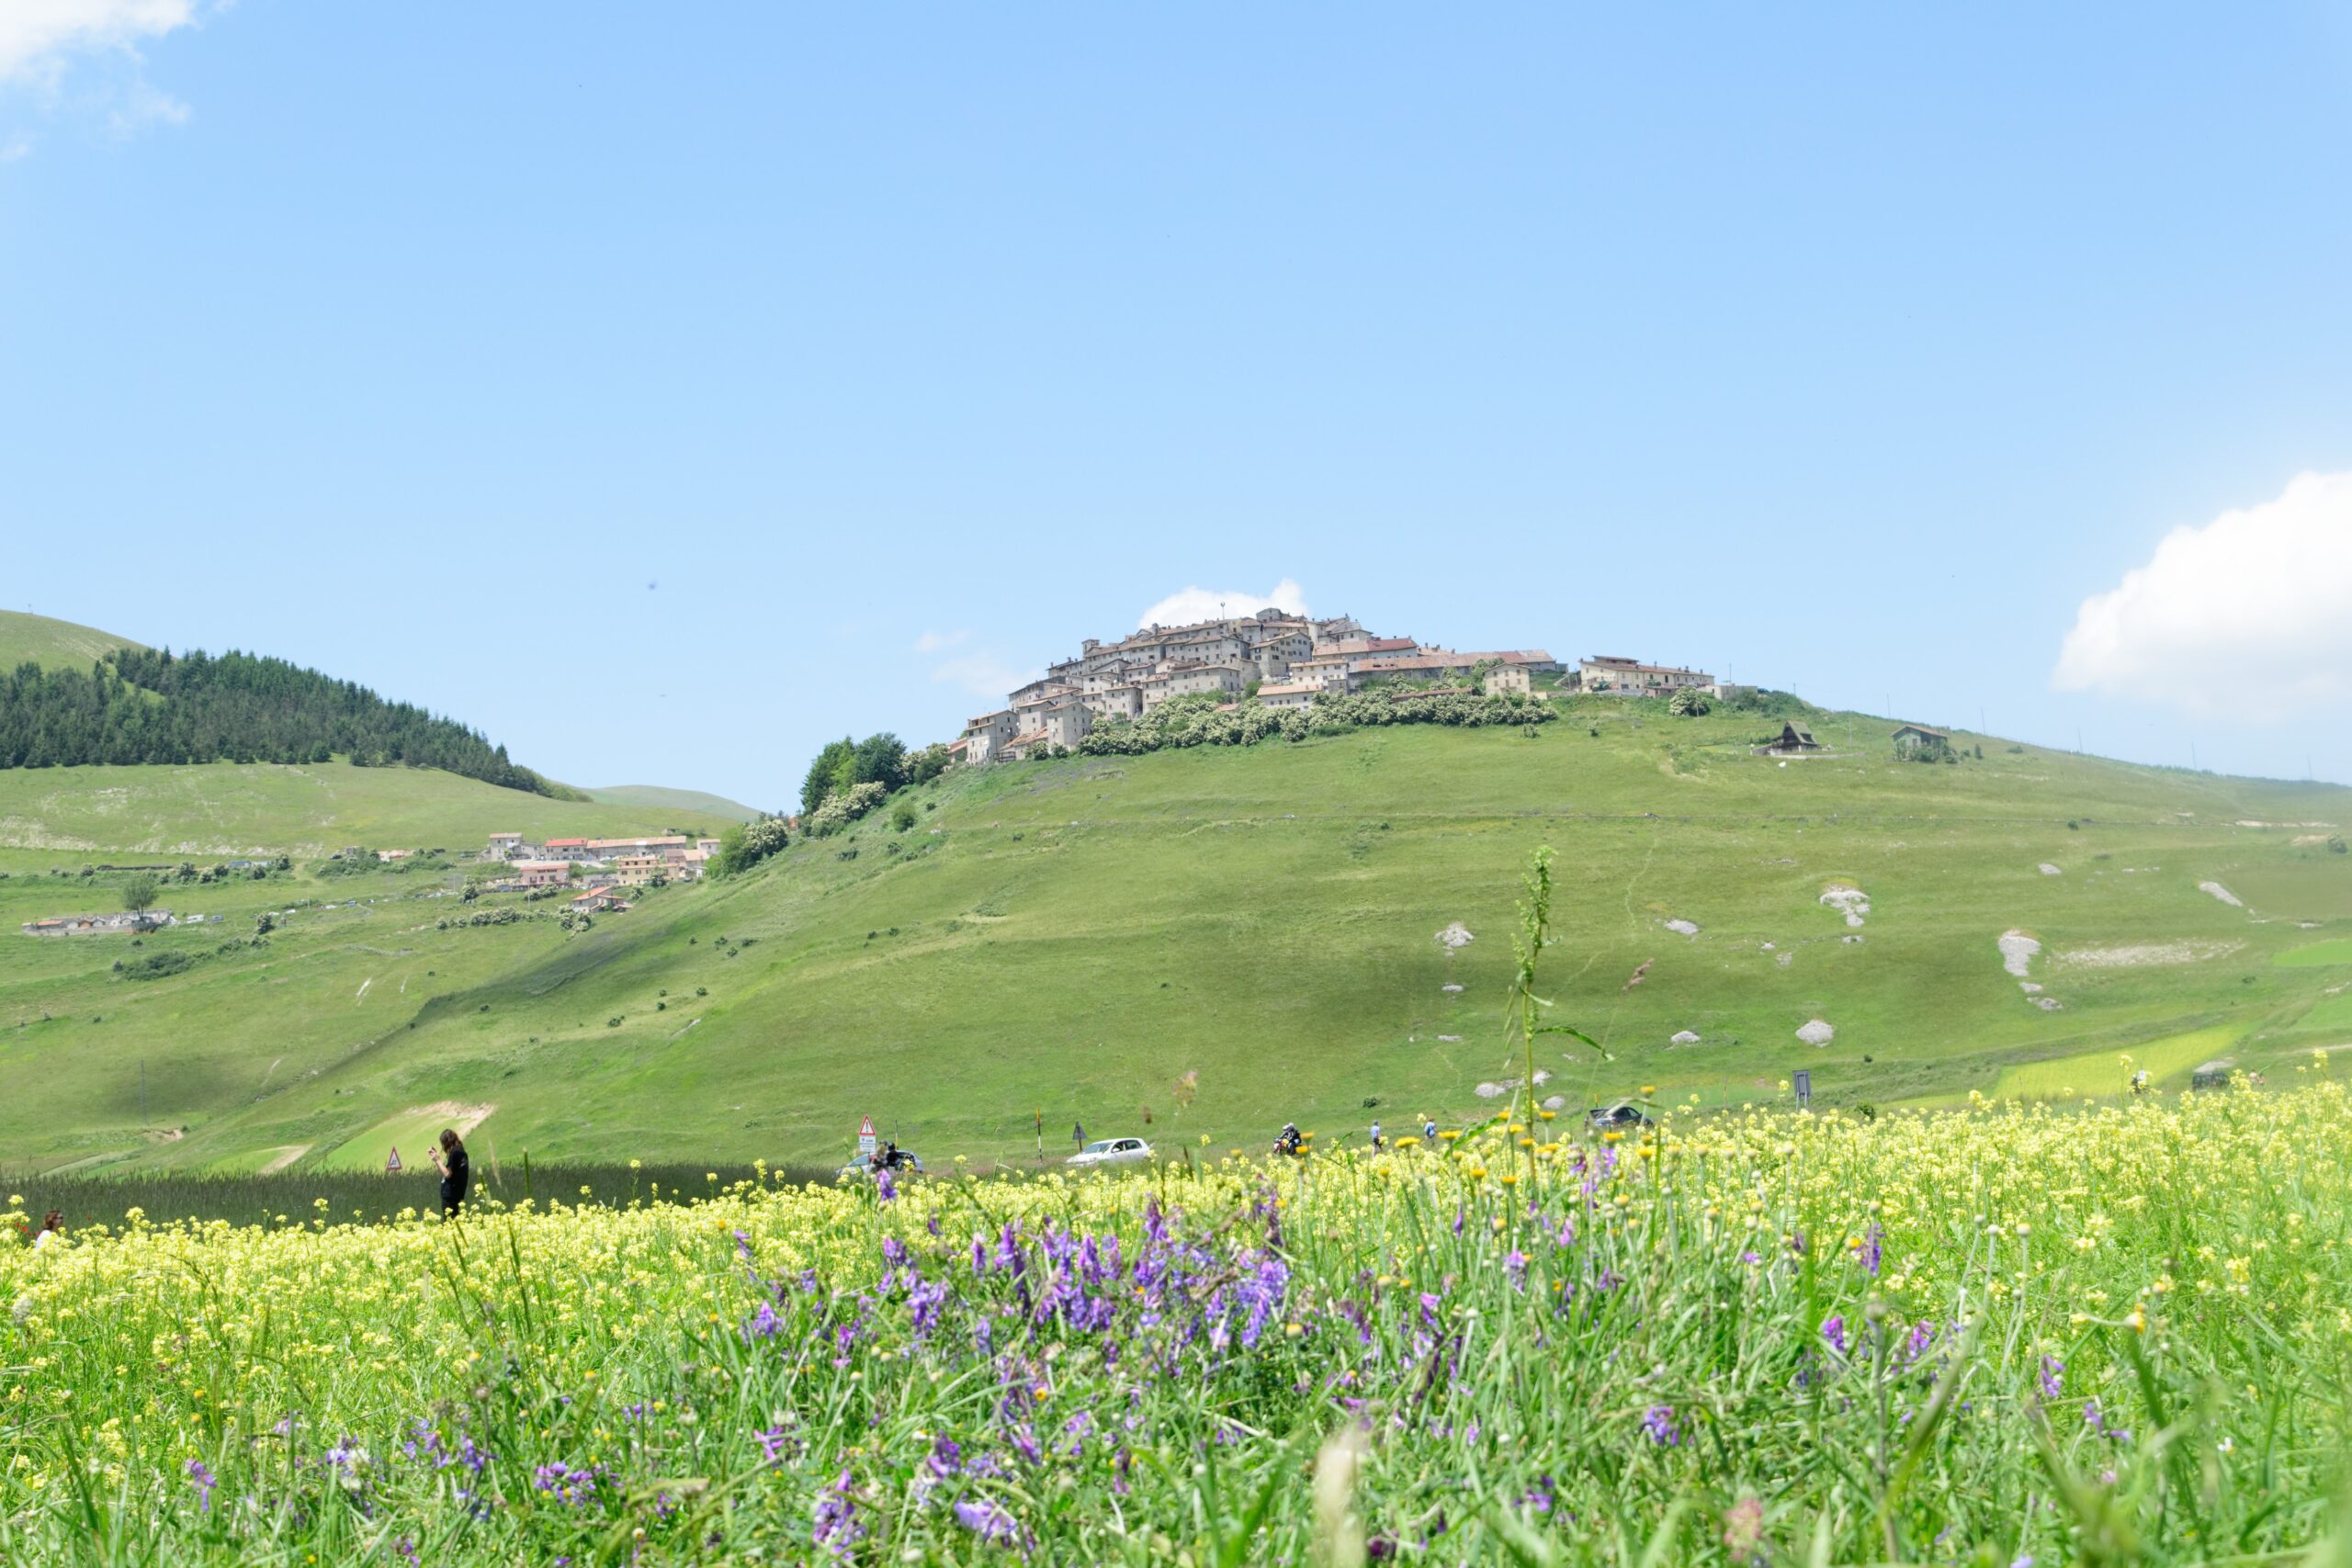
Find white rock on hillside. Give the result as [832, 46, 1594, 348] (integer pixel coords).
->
[2039, 863, 2064, 875]
[1664, 919, 1700, 936]
[1795, 1018, 1835, 1046]
[1997, 930, 2041, 978]
[1820, 886, 1871, 928]
[1670, 1030, 1702, 1045]
[1437, 921, 1476, 949]
[2198, 882, 2245, 908]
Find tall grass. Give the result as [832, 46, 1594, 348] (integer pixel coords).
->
[6, 1077, 2349, 1564]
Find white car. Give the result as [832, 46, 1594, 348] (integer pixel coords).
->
[1067, 1136, 1152, 1169]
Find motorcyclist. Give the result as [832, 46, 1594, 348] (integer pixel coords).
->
[1274, 1122, 1303, 1156]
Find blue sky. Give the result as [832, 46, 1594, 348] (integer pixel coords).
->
[6, 4, 2351, 806]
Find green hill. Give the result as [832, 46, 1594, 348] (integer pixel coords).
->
[584, 784, 765, 822]
[2, 700, 2346, 1179]
[0, 609, 145, 670]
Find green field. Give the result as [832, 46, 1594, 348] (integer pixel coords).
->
[2, 697, 2346, 1178]
[0, 608, 144, 670]
[583, 783, 766, 821]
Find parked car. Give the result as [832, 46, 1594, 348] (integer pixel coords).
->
[1586, 1102, 1650, 1132]
[1067, 1136, 1152, 1169]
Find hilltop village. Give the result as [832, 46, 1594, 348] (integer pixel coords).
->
[954, 609, 1728, 763]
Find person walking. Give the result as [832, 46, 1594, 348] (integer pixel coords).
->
[30, 1211, 63, 1250]
[1421, 1114, 1437, 1142]
[428, 1129, 471, 1218]
[1369, 1119, 1384, 1152]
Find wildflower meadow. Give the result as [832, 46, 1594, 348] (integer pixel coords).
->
[6, 1076, 2352, 1565]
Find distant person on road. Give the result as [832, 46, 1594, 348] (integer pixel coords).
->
[1369, 1119, 1384, 1152]
[30, 1211, 63, 1250]
[429, 1129, 471, 1218]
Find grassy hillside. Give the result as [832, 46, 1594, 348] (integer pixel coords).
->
[584, 784, 764, 822]
[0, 759, 733, 859]
[0, 609, 144, 670]
[3, 700, 2346, 1178]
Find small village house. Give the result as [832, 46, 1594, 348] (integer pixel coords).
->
[511, 860, 572, 888]
[1763, 722, 1822, 753]
[1892, 724, 1951, 760]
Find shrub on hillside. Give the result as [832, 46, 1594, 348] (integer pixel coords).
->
[114, 949, 197, 981]
[805, 780, 888, 838]
[711, 815, 791, 876]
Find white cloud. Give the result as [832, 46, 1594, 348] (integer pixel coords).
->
[1, 0, 208, 151]
[0, 0, 199, 82]
[1136, 577, 1309, 629]
[929, 653, 1039, 703]
[2053, 470, 2352, 721]
[912, 629, 968, 655]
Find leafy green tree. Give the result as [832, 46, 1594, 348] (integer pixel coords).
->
[851, 732, 907, 792]
[801, 738, 856, 816]
[121, 874, 159, 912]
[1668, 688, 1710, 716]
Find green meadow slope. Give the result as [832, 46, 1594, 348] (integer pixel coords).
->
[584, 784, 765, 822]
[0, 609, 145, 670]
[2, 701, 2347, 1178]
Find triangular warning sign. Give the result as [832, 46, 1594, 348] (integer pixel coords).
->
[858, 1115, 875, 1138]
[386, 1145, 402, 1173]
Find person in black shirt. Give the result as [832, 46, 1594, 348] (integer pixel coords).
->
[429, 1128, 471, 1218]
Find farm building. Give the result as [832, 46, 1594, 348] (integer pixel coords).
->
[1763, 722, 1822, 754]
[1892, 724, 1951, 760]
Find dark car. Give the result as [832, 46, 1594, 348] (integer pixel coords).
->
[1586, 1102, 1650, 1132]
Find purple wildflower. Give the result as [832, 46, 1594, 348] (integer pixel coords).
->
[1859, 1223, 1883, 1276]
[813, 1470, 865, 1561]
[2038, 1355, 2064, 1401]
[1504, 1250, 1529, 1290]
[954, 1496, 1023, 1546]
[1821, 1314, 1847, 1356]
[928, 1435, 963, 1479]
[1520, 1473, 1555, 1512]
[756, 1423, 798, 1467]
[743, 1302, 784, 1340]
[185, 1459, 216, 1511]
[532, 1461, 601, 1506]
[1643, 1404, 1680, 1447]
[876, 1168, 897, 1203]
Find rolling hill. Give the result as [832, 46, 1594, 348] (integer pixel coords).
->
[3, 697, 2346, 1179]
[0, 609, 146, 671]
[584, 784, 765, 822]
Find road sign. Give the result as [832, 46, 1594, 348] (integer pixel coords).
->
[1792, 1070, 1813, 1108]
[386, 1145, 402, 1173]
[857, 1115, 876, 1160]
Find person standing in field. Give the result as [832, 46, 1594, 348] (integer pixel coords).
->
[30, 1211, 63, 1250]
[1369, 1119, 1384, 1152]
[428, 1130, 471, 1218]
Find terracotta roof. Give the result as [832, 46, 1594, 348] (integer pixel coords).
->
[1257, 681, 1321, 696]
[545, 838, 588, 848]
[1010, 729, 1049, 746]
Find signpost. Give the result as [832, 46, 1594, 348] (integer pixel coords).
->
[386, 1145, 402, 1173]
[1792, 1070, 1813, 1109]
[856, 1115, 877, 1164]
